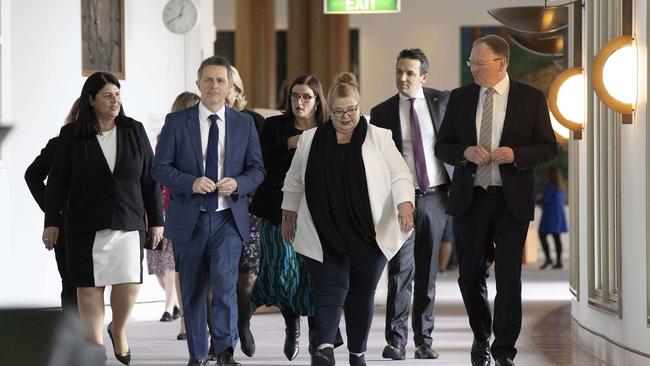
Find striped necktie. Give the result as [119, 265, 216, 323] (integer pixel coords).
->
[475, 88, 495, 189]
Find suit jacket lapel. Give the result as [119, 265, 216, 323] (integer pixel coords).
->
[186, 105, 204, 176]
[388, 95, 403, 150]
[499, 79, 519, 146]
[90, 129, 114, 176]
[423, 88, 441, 137]
[468, 84, 481, 146]
[113, 123, 126, 175]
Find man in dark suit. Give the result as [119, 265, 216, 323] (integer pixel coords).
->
[435, 35, 557, 366]
[153, 56, 265, 366]
[370, 48, 450, 360]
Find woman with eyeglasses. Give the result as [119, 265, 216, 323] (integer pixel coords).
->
[281, 72, 414, 366]
[249, 75, 336, 360]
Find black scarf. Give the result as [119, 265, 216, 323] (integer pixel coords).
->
[304, 116, 376, 258]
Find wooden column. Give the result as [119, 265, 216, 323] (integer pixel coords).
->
[288, 0, 349, 94]
[235, 0, 276, 108]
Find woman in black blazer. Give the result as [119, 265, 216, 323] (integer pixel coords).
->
[25, 98, 80, 312]
[42, 72, 164, 365]
[249, 75, 336, 360]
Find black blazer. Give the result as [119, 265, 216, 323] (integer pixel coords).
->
[434, 79, 558, 221]
[249, 114, 302, 225]
[243, 109, 265, 134]
[45, 119, 164, 233]
[25, 137, 59, 212]
[370, 87, 452, 180]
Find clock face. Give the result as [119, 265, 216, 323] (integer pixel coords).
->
[163, 0, 198, 34]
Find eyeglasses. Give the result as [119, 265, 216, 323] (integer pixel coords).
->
[332, 104, 359, 119]
[290, 93, 315, 103]
[466, 57, 503, 67]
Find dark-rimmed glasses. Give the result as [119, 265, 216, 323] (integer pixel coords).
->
[332, 104, 359, 119]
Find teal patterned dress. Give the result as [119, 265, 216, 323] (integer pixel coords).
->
[250, 218, 313, 316]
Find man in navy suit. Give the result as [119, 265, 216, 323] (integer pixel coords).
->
[153, 56, 264, 366]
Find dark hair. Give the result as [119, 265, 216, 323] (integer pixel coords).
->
[171, 92, 200, 113]
[197, 55, 233, 82]
[74, 72, 128, 138]
[397, 48, 429, 75]
[284, 75, 329, 124]
[548, 166, 565, 192]
[327, 72, 360, 106]
[473, 34, 510, 62]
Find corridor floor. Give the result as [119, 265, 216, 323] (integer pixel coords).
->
[104, 266, 605, 365]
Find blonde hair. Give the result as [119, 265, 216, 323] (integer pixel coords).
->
[171, 92, 200, 113]
[64, 97, 81, 125]
[230, 66, 248, 111]
[327, 72, 360, 106]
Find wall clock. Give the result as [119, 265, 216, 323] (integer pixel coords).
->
[163, 0, 199, 34]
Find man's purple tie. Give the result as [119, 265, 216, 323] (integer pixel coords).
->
[409, 98, 430, 190]
[204, 114, 219, 212]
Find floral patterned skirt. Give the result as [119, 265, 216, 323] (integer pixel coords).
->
[239, 214, 261, 275]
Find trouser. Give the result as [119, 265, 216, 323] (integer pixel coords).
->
[174, 210, 242, 360]
[302, 244, 387, 353]
[385, 191, 447, 347]
[455, 188, 529, 360]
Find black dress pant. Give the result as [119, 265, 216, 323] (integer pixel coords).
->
[302, 244, 387, 353]
[454, 188, 529, 360]
[53, 232, 77, 312]
[384, 191, 447, 347]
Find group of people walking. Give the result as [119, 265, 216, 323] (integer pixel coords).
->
[30, 34, 558, 366]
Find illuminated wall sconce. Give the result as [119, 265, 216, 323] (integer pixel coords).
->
[592, 35, 636, 122]
[548, 66, 584, 139]
[550, 112, 570, 143]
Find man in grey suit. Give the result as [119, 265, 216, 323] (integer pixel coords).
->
[370, 48, 450, 360]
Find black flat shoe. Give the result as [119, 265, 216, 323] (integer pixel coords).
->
[349, 353, 366, 366]
[381, 344, 405, 360]
[177, 332, 187, 340]
[414, 344, 440, 359]
[173, 306, 181, 320]
[311, 347, 335, 366]
[216, 347, 241, 366]
[160, 311, 173, 322]
[208, 342, 218, 361]
[107, 322, 131, 365]
[471, 339, 491, 366]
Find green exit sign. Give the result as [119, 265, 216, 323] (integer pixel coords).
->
[324, 0, 401, 14]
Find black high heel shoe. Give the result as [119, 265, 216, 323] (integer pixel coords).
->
[107, 322, 131, 365]
[539, 260, 553, 270]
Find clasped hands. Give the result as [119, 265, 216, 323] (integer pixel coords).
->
[464, 146, 514, 166]
[192, 176, 238, 196]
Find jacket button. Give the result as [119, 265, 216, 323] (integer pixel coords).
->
[471, 173, 476, 178]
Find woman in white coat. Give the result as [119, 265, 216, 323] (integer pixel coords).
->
[281, 72, 415, 366]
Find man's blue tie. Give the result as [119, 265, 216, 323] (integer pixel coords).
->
[204, 114, 219, 211]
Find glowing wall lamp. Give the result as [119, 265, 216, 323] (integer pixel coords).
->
[550, 112, 570, 143]
[548, 66, 584, 139]
[592, 35, 636, 123]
